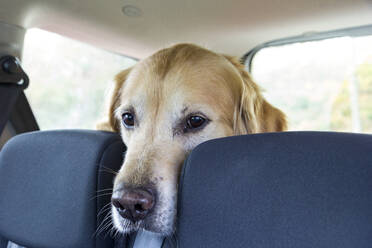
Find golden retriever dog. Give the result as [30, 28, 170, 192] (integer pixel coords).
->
[97, 43, 287, 236]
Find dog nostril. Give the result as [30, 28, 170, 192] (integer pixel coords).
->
[112, 198, 125, 211]
[134, 203, 144, 212]
[112, 188, 155, 222]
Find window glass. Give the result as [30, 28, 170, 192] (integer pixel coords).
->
[22, 28, 136, 130]
[251, 35, 372, 133]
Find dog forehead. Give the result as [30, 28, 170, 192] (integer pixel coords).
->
[124, 71, 231, 113]
[121, 47, 240, 117]
[129, 56, 235, 93]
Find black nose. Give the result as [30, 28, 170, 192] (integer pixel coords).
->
[112, 188, 155, 222]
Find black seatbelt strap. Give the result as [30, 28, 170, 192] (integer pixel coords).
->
[0, 55, 29, 136]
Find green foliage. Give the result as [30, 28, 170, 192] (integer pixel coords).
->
[357, 62, 372, 133]
[22, 29, 136, 130]
[330, 80, 351, 131]
[330, 61, 372, 132]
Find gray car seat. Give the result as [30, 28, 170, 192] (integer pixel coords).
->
[177, 132, 372, 248]
[3, 131, 372, 248]
[0, 130, 127, 248]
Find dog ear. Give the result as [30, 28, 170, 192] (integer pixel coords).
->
[222, 55, 287, 134]
[257, 99, 288, 132]
[96, 67, 132, 132]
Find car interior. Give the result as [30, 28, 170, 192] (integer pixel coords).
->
[0, 0, 372, 247]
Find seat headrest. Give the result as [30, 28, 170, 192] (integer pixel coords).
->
[177, 132, 372, 248]
[0, 130, 125, 248]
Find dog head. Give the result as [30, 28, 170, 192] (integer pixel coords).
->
[99, 44, 286, 235]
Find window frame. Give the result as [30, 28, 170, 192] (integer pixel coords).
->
[242, 24, 372, 72]
[11, 25, 372, 136]
[17, 28, 138, 133]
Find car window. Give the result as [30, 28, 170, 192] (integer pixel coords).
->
[250, 35, 372, 133]
[22, 28, 137, 130]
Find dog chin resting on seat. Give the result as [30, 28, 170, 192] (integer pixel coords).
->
[97, 43, 287, 236]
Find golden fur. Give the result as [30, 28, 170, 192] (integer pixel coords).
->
[97, 43, 287, 235]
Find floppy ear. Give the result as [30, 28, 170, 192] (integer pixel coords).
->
[257, 99, 288, 132]
[222, 55, 287, 134]
[96, 68, 132, 132]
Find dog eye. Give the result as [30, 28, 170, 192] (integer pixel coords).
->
[122, 113, 135, 127]
[186, 116, 205, 129]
